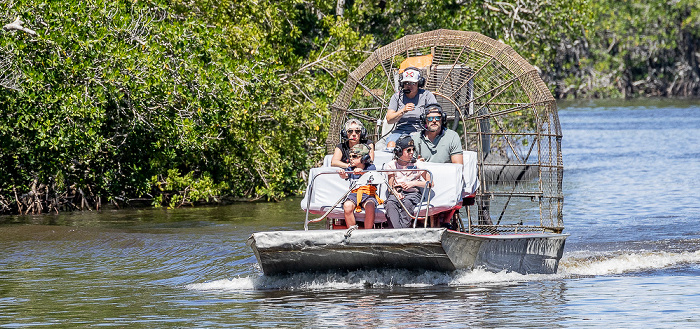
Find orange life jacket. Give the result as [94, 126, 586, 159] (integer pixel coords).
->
[351, 185, 383, 212]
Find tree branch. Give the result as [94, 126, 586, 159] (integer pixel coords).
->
[3, 17, 36, 35]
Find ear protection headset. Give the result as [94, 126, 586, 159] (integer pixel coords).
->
[393, 134, 414, 159]
[398, 66, 426, 89]
[340, 119, 368, 143]
[360, 153, 372, 165]
[420, 103, 447, 129]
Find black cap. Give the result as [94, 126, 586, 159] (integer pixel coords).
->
[396, 134, 414, 150]
[424, 103, 443, 115]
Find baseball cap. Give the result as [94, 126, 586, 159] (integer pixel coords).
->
[395, 135, 414, 150]
[350, 143, 370, 156]
[401, 69, 421, 83]
[424, 103, 443, 115]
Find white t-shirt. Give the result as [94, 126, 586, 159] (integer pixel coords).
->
[385, 159, 423, 193]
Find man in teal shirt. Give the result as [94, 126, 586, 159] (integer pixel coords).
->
[411, 103, 463, 164]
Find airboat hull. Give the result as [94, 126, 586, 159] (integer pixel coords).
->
[247, 228, 568, 275]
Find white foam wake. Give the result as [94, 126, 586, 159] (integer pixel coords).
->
[187, 268, 551, 292]
[559, 249, 700, 276]
[186, 250, 700, 291]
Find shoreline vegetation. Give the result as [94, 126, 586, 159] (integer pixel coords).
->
[1, 1, 699, 215]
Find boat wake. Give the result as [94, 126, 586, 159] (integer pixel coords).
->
[187, 249, 700, 292]
[559, 249, 700, 276]
[186, 268, 533, 292]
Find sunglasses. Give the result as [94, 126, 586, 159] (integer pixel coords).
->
[404, 147, 415, 153]
[349, 154, 361, 159]
[402, 82, 417, 86]
[426, 116, 441, 122]
[347, 129, 362, 134]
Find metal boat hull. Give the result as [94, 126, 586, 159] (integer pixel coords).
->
[247, 228, 568, 275]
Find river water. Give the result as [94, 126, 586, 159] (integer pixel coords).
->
[2, 101, 700, 328]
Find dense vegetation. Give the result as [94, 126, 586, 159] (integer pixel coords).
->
[1, 0, 698, 214]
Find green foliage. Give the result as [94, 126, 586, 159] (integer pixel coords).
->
[151, 169, 226, 208]
[0, 0, 369, 213]
[0, 0, 697, 214]
[555, 0, 700, 98]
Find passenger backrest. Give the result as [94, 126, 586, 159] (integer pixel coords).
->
[462, 151, 479, 196]
[414, 161, 464, 215]
[301, 167, 389, 220]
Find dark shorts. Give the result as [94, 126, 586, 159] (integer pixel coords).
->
[346, 192, 378, 208]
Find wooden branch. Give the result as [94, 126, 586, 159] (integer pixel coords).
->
[3, 17, 36, 36]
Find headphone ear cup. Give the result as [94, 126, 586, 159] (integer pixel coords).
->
[340, 129, 348, 141]
[393, 145, 402, 158]
[420, 113, 427, 129]
[361, 154, 371, 165]
[441, 111, 447, 126]
[418, 76, 426, 88]
[360, 127, 367, 141]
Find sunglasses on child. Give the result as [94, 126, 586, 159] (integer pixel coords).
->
[347, 129, 362, 134]
[404, 147, 415, 153]
[349, 154, 362, 159]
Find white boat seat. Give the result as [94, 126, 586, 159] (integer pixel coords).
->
[301, 167, 390, 221]
[302, 151, 478, 221]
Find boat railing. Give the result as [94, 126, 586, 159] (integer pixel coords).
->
[303, 168, 434, 230]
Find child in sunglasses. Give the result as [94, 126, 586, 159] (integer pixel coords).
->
[384, 135, 430, 229]
[337, 144, 380, 229]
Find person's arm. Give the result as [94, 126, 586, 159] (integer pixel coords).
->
[449, 131, 464, 164]
[387, 173, 404, 200]
[386, 103, 415, 124]
[419, 170, 432, 188]
[368, 143, 375, 161]
[330, 147, 349, 168]
[385, 94, 413, 124]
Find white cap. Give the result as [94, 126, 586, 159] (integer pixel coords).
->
[401, 69, 420, 83]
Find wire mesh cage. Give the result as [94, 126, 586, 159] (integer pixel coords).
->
[326, 30, 563, 233]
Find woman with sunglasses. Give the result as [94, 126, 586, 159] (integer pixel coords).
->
[331, 118, 375, 169]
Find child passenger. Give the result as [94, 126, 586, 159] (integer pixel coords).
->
[385, 134, 430, 229]
[337, 144, 380, 229]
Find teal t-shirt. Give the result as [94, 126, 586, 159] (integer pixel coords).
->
[411, 129, 463, 163]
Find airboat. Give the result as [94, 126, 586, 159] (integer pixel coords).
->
[248, 29, 567, 275]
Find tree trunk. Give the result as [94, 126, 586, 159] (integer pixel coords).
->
[336, 0, 345, 16]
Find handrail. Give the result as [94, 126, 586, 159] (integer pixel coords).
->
[303, 168, 434, 230]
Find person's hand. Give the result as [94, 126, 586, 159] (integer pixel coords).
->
[393, 185, 404, 199]
[416, 155, 425, 162]
[353, 167, 363, 174]
[338, 170, 348, 179]
[406, 180, 426, 189]
[402, 103, 415, 115]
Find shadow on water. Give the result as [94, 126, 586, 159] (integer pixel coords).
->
[0, 197, 303, 228]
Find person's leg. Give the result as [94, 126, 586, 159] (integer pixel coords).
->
[384, 194, 403, 228]
[343, 200, 356, 227]
[397, 197, 413, 228]
[363, 198, 377, 229]
[385, 132, 402, 150]
[401, 191, 423, 228]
